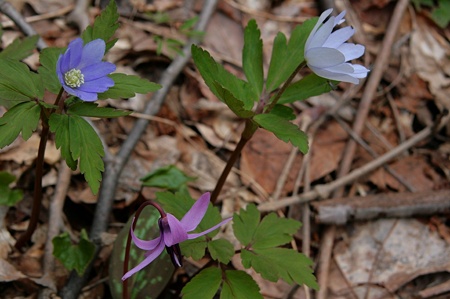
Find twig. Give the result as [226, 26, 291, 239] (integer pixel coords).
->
[258, 125, 434, 212]
[60, 1, 219, 298]
[1, 5, 74, 28]
[0, 0, 47, 50]
[312, 189, 450, 224]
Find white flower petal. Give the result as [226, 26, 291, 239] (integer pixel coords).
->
[306, 8, 333, 49]
[308, 16, 336, 49]
[334, 10, 346, 25]
[323, 27, 355, 48]
[306, 47, 346, 68]
[309, 65, 360, 84]
[337, 43, 365, 61]
[351, 64, 370, 78]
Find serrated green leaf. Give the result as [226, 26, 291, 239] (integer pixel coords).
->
[0, 101, 41, 148]
[48, 114, 77, 170]
[243, 20, 263, 98]
[140, 165, 195, 190]
[278, 73, 334, 104]
[212, 81, 255, 118]
[52, 229, 95, 276]
[221, 270, 262, 299]
[0, 35, 38, 60]
[0, 59, 44, 107]
[49, 114, 104, 194]
[233, 204, 260, 247]
[81, 0, 119, 51]
[38, 47, 64, 94]
[269, 104, 295, 120]
[253, 213, 301, 249]
[180, 238, 207, 260]
[208, 239, 234, 264]
[98, 73, 162, 100]
[241, 248, 318, 289]
[191, 45, 256, 109]
[0, 172, 23, 206]
[253, 113, 308, 153]
[68, 102, 131, 118]
[266, 18, 317, 92]
[182, 267, 221, 299]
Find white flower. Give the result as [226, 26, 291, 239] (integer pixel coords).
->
[305, 9, 369, 84]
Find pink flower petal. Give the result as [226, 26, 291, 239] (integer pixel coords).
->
[165, 214, 188, 246]
[180, 192, 210, 232]
[121, 239, 165, 281]
[187, 217, 232, 239]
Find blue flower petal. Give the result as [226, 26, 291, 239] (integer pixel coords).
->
[307, 15, 336, 49]
[77, 77, 114, 93]
[337, 43, 365, 61]
[309, 65, 360, 84]
[306, 8, 333, 50]
[81, 62, 116, 81]
[67, 38, 83, 70]
[78, 39, 106, 69]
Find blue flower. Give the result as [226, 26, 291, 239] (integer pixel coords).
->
[56, 38, 116, 101]
[305, 9, 369, 84]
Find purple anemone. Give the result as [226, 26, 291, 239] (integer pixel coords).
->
[304, 9, 369, 84]
[122, 192, 231, 281]
[56, 38, 116, 101]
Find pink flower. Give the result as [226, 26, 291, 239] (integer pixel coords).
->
[122, 192, 231, 281]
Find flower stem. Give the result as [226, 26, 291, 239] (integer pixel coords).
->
[14, 121, 49, 250]
[15, 88, 65, 251]
[210, 119, 258, 204]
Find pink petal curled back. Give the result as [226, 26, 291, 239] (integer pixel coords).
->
[180, 192, 211, 232]
[121, 239, 165, 281]
[130, 217, 162, 250]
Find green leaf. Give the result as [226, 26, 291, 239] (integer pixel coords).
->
[0, 59, 44, 107]
[0, 172, 23, 206]
[81, 0, 119, 51]
[221, 270, 262, 299]
[211, 81, 255, 118]
[0, 35, 39, 60]
[98, 73, 162, 99]
[38, 47, 64, 94]
[253, 213, 301, 249]
[243, 20, 263, 98]
[49, 114, 104, 194]
[208, 239, 234, 264]
[232, 204, 260, 247]
[431, 1, 450, 28]
[269, 104, 295, 120]
[68, 102, 131, 118]
[241, 248, 318, 289]
[182, 267, 222, 299]
[140, 165, 195, 190]
[0, 101, 41, 149]
[266, 18, 317, 92]
[180, 238, 207, 260]
[278, 73, 334, 104]
[191, 45, 255, 109]
[253, 113, 309, 154]
[52, 229, 95, 276]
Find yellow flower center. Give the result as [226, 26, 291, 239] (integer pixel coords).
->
[64, 68, 84, 88]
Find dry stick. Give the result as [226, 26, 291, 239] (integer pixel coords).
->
[60, 1, 219, 298]
[1, 4, 74, 28]
[258, 124, 434, 212]
[315, 1, 411, 297]
[0, 0, 47, 50]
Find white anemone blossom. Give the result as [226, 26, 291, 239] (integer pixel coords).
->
[305, 9, 369, 84]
